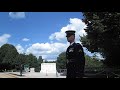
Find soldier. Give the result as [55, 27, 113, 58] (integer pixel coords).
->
[20, 64, 23, 76]
[65, 30, 85, 78]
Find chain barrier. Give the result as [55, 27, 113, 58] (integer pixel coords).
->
[59, 67, 120, 78]
[84, 67, 120, 78]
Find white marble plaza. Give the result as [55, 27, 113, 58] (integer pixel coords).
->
[3, 63, 66, 78]
[19, 63, 66, 78]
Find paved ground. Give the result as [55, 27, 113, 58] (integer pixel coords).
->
[0, 72, 66, 78]
[0, 72, 20, 78]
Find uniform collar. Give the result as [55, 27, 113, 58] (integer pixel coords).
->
[70, 42, 75, 46]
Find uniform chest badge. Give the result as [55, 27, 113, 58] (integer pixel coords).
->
[78, 49, 82, 53]
[69, 48, 74, 52]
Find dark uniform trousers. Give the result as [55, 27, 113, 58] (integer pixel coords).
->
[66, 43, 85, 78]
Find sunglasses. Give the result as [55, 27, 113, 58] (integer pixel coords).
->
[66, 34, 74, 37]
[66, 35, 71, 37]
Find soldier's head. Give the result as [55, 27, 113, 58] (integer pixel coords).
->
[65, 30, 75, 43]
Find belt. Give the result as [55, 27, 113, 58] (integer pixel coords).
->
[67, 59, 75, 63]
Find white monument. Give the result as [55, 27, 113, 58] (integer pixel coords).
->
[30, 68, 35, 73]
[40, 63, 58, 76]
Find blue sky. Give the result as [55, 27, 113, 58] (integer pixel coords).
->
[0, 12, 103, 61]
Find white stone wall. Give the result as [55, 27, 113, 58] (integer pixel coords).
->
[40, 63, 57, 76]
[30, 68, 35, 72]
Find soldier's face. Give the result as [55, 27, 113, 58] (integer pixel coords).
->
[66, 35, 75, 42]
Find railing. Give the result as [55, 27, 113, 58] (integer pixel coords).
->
[59, 67, 120, 78]
[84, 67, 120, 78]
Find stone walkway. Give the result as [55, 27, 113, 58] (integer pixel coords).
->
[0, 72, 20, 78]
[7, 72, 66, 78]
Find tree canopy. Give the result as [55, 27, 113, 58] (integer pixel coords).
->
[81, 12, 120, 67]
[0, 43, 43, 72]
[56, 52, 66, 71]
[56, 51, 103, 71]
[0, 44, 19, 70]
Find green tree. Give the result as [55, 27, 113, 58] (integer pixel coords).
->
[56, 51, 103, 72]
[85, 54, 103, 68]
[25, 54, 37, 67]
[36, 56, 43, 71]
[81, 12, 120, 67]
[25, 53, 39, 72]
[14, 54, 26, 75]
[0, 44, 19, 70]
[14, 54, 26, 66]
[38, 56, 43, 65]
[56, 52, 66, 71]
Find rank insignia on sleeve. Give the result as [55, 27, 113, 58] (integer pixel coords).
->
[78, 49, 82, 53]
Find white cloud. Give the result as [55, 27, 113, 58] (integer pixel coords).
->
[0, 34, 11, 46]
[22, 38, 30, 41]
[24, 42, 95, 61]
[47, 18, 90, 61]
[24, 18, 88, 61]
[95, 53, 104, 60]
[25, 42, 68, 60]
[19, 18, 91, 61]
[84, 48, 104, 60]
[49, 18, 87, 43]
[15, 44, 24, 54]
[9, 12, 25, 19]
